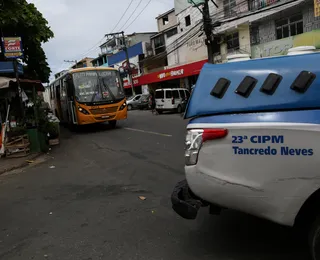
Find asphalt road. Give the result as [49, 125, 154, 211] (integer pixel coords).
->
[0, 110, 309, 260]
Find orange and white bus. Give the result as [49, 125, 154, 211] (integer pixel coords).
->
[48, 67, 127, 128]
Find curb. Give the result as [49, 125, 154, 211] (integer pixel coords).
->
[0, 153, 43, 175]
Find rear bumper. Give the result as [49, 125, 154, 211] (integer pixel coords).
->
[171, 179, 206, 220]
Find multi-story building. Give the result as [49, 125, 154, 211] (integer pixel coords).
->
[169, 0, 320, 62]
[71, 57, 94, 69]
[123, 0, 320, 94]
[91, 32, 156, 68]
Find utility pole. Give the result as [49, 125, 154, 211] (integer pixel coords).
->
[64, 60, 78, 68]
[105, 31, 135, 96]
[189, 0, 218, 64]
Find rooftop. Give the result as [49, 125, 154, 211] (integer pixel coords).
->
[155, 8, 175, 20]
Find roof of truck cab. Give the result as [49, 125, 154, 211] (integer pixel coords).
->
[185, 53, 320, 119]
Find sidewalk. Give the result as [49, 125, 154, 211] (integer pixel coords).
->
[0, 153, 42, 175]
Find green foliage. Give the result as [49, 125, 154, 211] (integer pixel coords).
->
[0, 0, 54, 82]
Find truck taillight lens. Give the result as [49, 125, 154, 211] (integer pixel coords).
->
[172, 97, 175, 104]
[185, 128, 228, 166]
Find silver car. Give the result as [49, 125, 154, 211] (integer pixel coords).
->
[127, 94, 142, 110]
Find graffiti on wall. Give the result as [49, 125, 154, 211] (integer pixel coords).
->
[251, 30, 320, 58]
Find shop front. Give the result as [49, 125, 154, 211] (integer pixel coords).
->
[123, 59, 207, 94]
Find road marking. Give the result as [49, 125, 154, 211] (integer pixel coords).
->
[124, 127, 172, 137]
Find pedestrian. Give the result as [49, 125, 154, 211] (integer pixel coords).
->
[150, 93, 157, 115]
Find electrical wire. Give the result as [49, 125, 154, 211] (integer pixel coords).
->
[110, 0, 135, 33]
[118, 0, 144, 31]
[123, 0, 153, 31]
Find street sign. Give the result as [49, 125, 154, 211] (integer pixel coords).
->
[2, 37, 24, 59]
[187, 0, 205, 6]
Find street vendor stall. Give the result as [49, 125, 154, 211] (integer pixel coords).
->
[0, 77, 59, 158]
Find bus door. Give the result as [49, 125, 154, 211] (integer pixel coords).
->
[60, 78, 69, 123]
[55, 85, 63, 120]
[66, 75, 77, 125]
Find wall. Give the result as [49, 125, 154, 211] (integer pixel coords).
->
[303, 4, 320, 32]
[251, 29, 320, 58]
[238, 24, 251, 53]
[167, 31, 207, 67]
[157, 11, 177, 32]
[129, 33, 156, 46]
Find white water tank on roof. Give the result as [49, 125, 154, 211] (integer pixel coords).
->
[287, 46, 316, 55]
[227, 53, 251, 63]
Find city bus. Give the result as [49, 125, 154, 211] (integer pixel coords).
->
[48, 67, 127, 128]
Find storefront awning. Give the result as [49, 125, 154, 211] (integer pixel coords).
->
[123, 59, 208, 88]
[0, 77, 44, 91]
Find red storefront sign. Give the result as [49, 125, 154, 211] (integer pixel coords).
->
[123, 59, 207, 89]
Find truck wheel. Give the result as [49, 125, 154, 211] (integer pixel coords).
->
[127, 104, 132, 111]
[177, 105, 182, 113]
[109, 120, 117, 129]
[309, 216, 320, 259]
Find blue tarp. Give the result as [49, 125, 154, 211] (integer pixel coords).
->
[0, 61, 23, 75]
[186, 53, 320, 119]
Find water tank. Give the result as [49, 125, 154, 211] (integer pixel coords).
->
[287, 46, 316, 55]
[227, 53, 251, 63]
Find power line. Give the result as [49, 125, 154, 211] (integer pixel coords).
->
[110, 0, 135, 33]
[118, 0, 144, 31]
[124, 0, 153, 31]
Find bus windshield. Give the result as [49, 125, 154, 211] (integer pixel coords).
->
[73, 70, 125, 104]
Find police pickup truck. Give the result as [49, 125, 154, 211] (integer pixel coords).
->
[171, 52, 320, 259]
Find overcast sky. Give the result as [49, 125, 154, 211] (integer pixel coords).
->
[27, 0, 174, 81]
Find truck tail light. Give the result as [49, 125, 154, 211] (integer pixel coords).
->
[172, 97, 175, 104]
[185, 129, 228, 166]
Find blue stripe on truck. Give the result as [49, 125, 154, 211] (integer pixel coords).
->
[189, 110, 320, 125]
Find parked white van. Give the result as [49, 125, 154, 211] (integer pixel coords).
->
[155, 88, 190, 114]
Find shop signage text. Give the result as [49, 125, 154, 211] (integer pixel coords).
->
[2, 37, 24, 59]
[157, 69, 184, 79]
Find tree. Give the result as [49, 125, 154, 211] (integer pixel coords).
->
[0, 0, 54, 82]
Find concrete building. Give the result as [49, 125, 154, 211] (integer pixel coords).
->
[71, 57, 94, 69]
[91, 32, 156, 67]
[140, 8, 179, 75]
[170, 0, 320, 64]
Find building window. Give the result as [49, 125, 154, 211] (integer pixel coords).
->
[166, 27, 178, 38]
[153, 34, 166, 54]
[250, 26, 260, 45]
[163, 16, 169, 25]
[276, 14, 303, 40]
[223, 0, 236, 17]
[226, 32, 239, 50]
[185, 15, 191, 27]
[248, 0, 280, 11]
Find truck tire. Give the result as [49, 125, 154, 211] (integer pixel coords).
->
[309, 216, 320, 259]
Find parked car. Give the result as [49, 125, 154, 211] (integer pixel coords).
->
[127, 94, 142, 110]
[137, 94, 151, 110]
[155, 88, 190, 114]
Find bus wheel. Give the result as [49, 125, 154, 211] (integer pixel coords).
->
[109, 120, 117, 129]
[309, 215, 320, 260]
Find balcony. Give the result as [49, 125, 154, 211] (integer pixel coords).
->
[248, 0, 281, 11]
